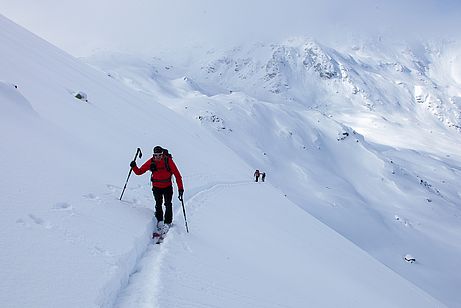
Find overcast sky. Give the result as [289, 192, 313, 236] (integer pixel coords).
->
[1, 0, 460, 56]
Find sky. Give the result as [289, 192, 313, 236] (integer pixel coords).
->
[1, 0, 461, 56]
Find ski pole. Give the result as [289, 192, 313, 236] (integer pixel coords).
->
[180, 198, 189, 233]
[120, 148, 142, 200]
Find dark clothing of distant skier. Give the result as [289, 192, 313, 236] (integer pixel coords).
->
[254, 169, 260, 182]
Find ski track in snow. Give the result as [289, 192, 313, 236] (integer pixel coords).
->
[113, 180, 444, 308]
[114, 181, 250, 308]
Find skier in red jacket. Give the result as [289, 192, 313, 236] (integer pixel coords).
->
[130, 146, 184, 234]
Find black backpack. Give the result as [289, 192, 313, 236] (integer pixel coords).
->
[150, 147, 172, 173]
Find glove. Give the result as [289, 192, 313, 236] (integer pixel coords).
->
[178, 189, 184, 201]
[130, 161, 137, 168]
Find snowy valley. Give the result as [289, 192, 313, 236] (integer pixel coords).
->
[1, 12, 461, 308]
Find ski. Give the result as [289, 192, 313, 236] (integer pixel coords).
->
[155, 229, 169, 244]
[155, 235, 165, 244]
[153, 224, 171, 244]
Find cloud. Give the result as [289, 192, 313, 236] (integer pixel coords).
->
[1, 0, 460, 56]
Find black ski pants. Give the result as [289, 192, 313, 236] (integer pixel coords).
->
[152, 186, 173, 224]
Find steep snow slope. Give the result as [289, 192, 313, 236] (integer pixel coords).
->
[0, 15, 249, 307]
[85, 39, 461, 306]
[116, 183, 442, 308]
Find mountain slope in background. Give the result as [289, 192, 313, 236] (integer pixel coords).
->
[85, 38, 461, 306]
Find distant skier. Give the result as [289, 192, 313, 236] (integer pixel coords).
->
[261, 172, 266, 182]
[130, 146, 184, 235]
[254, 169, 260, 182]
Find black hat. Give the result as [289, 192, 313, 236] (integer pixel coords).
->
[153, 146, 163, 154]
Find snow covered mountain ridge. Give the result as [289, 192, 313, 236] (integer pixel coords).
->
[139, 38, 461, 128]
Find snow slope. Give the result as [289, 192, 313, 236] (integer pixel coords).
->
[0, 14, 246, 307]
[84, 40, 461, 307]
[115, 183, 442, 308]
[0, 14, 453, 308]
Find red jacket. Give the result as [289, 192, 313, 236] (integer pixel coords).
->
[133, 156, 183, 190]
